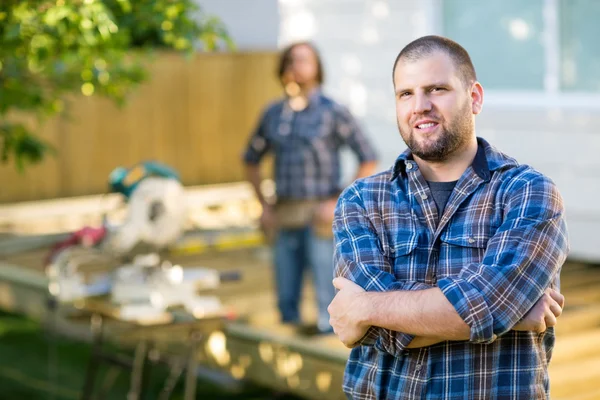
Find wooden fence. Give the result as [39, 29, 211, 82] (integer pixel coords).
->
[0, 51, 281, 203]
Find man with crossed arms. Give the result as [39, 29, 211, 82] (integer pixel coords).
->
[328, 35, 568, 399]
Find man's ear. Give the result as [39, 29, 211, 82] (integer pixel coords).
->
[471, 81, 484, 115]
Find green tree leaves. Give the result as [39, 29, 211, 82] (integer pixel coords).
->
[0, 0, 232, 170]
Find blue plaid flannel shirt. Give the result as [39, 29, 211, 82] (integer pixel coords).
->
[243, 89, 377, 200]
[333, 138, 569, 399]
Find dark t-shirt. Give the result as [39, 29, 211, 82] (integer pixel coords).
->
[427, 180, 458, 215]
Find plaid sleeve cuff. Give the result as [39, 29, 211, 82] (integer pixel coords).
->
[243, 152, 261, 165]
[242, 141, 264, 164]
[438, 276, 497, 344]
[357, 326, 379, 346]
[375, 329, 415, 355]
[356, 326, 416, 356]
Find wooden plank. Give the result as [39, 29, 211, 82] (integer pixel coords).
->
[550, 356, 600, 398]
[561, 285, 600, 307]
[560, 266, 600, 290]
[224, 331, 347, 400]
[150, 53, 189, 170]
[552, 328, 600, 365]
[553, 387, 600, 400]
[0, 115, 62, 202]
[0, 261, 48, 288]
[58, 96, 100, 196]
[554, 305, 600, 335]
[189, 54, 226, 184]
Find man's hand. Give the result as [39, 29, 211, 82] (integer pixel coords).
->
[313, 198, 337, 238]
[514, 288, 564, 333]
[314, 198, 337, 224]
[328, 277, 370, 348]
[260, 204, 277, 243]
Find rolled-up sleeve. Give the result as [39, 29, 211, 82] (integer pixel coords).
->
[243, 109, 271, 165]
[438, 174, 569, 344]
[333, 104, 378, 163]
[333, 183, 430, 353]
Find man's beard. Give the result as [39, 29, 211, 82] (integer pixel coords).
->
[399, 102, 473, 162]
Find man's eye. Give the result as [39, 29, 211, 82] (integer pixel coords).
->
[432, 87, 446, 92]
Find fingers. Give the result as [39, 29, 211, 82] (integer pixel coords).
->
[549, 289, 565, 309]
[531, 320, 547, 333]
[544, 311, 557, 329]
[327, 302, 335, 316]
[332, 277, 364, 292]
[332, 277, 346, 290]
[549, 301, 562, 318]
[541, 289, 563, 329]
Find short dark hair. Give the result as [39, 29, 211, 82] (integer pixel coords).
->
[277, 41, 324, 85]
[392, 35, 477, 87]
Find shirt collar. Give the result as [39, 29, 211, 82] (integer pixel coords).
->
[390, 137, 518, 182]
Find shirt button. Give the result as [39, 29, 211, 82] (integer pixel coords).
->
[405, 162, 413, 171]
[420, 193, 428, 200]
[415, 364, 422, 371]
[468, 237, 476, 244]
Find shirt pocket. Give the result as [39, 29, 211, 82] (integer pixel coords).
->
[439, 228, 492, 276]
[297, 109, 335, 141]
[440, 229, 490, 248]
[389, 231, 419, 255]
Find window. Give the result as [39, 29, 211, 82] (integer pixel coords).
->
[444, 0, 545, 91]
[441, 0, 600, 96]
[560, 0, 600, 92]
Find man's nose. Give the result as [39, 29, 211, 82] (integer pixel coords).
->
[413, 93, 432, 114]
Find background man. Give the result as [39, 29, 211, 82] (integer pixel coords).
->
[243, 42, 378, 334]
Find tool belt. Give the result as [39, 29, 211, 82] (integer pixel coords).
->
[274, 198, 334, 239]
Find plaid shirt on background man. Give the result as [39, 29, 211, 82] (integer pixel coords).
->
[243, 90, 377, 200]
[334, 138, 569, 399]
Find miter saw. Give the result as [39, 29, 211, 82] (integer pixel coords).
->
[45, 161, 240, 322]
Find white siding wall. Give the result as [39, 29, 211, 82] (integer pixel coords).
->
[198, 0, 279, 50]
[478, 109, 600, 262]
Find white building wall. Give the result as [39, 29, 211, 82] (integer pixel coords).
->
[198, 0, 279, 50]
[477, 108, 600, 262]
